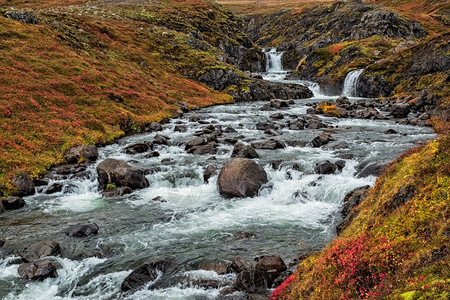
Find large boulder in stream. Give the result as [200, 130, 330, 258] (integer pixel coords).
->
[96, 159, 149, 191]
[18, 258, 60, 280]
[19, 240, 61, 262]
[64, 145, 98, 163]
[218, 158, 268, 198]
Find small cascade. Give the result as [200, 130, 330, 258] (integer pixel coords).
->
[263, 48, 288, 81]
[342, 69, 363, 97]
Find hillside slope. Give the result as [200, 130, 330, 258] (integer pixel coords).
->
[0, 0, 266, 195]
[271, 120, 449, 299]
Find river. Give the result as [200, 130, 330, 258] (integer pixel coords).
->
[0, 49, 436, 299]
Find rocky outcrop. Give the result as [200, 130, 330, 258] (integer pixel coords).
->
[96, 159, 149, 191]
[337, 185, 371, 234]
[218, 158, 268, 198]
[357, 33, 450, 98]
[246, 1, 425, 68]
[64, 145, 98, 163]
[4, 11, 38, 24]
[197, 69, 313, 101]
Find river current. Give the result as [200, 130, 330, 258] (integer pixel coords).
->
[0, 50, 436, 299]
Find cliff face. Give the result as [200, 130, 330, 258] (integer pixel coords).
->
[244, 0, 449, 98]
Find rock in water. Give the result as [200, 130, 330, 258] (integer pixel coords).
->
[12, 172, 35, 196]
[390, 103, 410, 118]
[255, 255, 287, 277]
[18, 258, 60, 280]
[314, 160, 337, 175]
[228, 256, 253, 273]
[231, 142, 259, 159]
[234, 270, 273, 293]
[2, 196, 26, 210]
[218, 158, 268, 198]
[97, 158, 149, 190]
[121, 259, 173, 291]
[65, 222, 99, 237]
[19, 240, 61, 262]
[64, 145, 98, 163]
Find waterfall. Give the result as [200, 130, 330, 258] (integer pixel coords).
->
[342, 69, 363, 97]
[263, 48, 288, 81]
[265, 48, 284, 72]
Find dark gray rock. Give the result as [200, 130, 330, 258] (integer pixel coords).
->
[390, 103, 411, 118]
[310, 133, 331, 147]
[270, 99, 289, 108]
[101, 186, 133, 198]
[251, 139, 285, 150]
[357, 162, 386, 178]
[64, 145, 98, 163]
[149, 122, 163, 131]
[335, 160, 346, 171]
[197, 68, 241, 91]
[18, 258, 60, 280]
[234, 270, 273, 293]
[152, 196, 168, 203]
[185, 136, 207, 150]
[228, 256, 253, 274]
[121, 258, 173, 291]
[218, 158, 268, 198]
[314, 160, 337, 175]
[337, 185, 371, 234]
[384, 129, 398, 134]
[231, 142, 259, 159]
[12, 173, 35, 197]
[5, 11, 38, 24]
[19, 240, 61, 262]
[255, 255, 286, 276]
[125, 143, 151, 154]
[203, 164, 218, 183]
[65, 222, 99, 237]
[187, 142, 218, 155]
[232, 231, 256, 239]
[45, 183, 63, 194]
[153, 134, 169, 145]
[2, 196, 26, 210]
[97, 159, 149, 190]
[389, 185, 415, 211]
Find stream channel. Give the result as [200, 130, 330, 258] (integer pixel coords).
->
[0, 49, 436, 299]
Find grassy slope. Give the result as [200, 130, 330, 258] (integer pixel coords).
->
[0, 0, 249, 194]
[272, 121, 449, 299]
[218, 1, 450, 299]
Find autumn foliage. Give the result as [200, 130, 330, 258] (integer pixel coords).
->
[0, 0, 241, 194]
